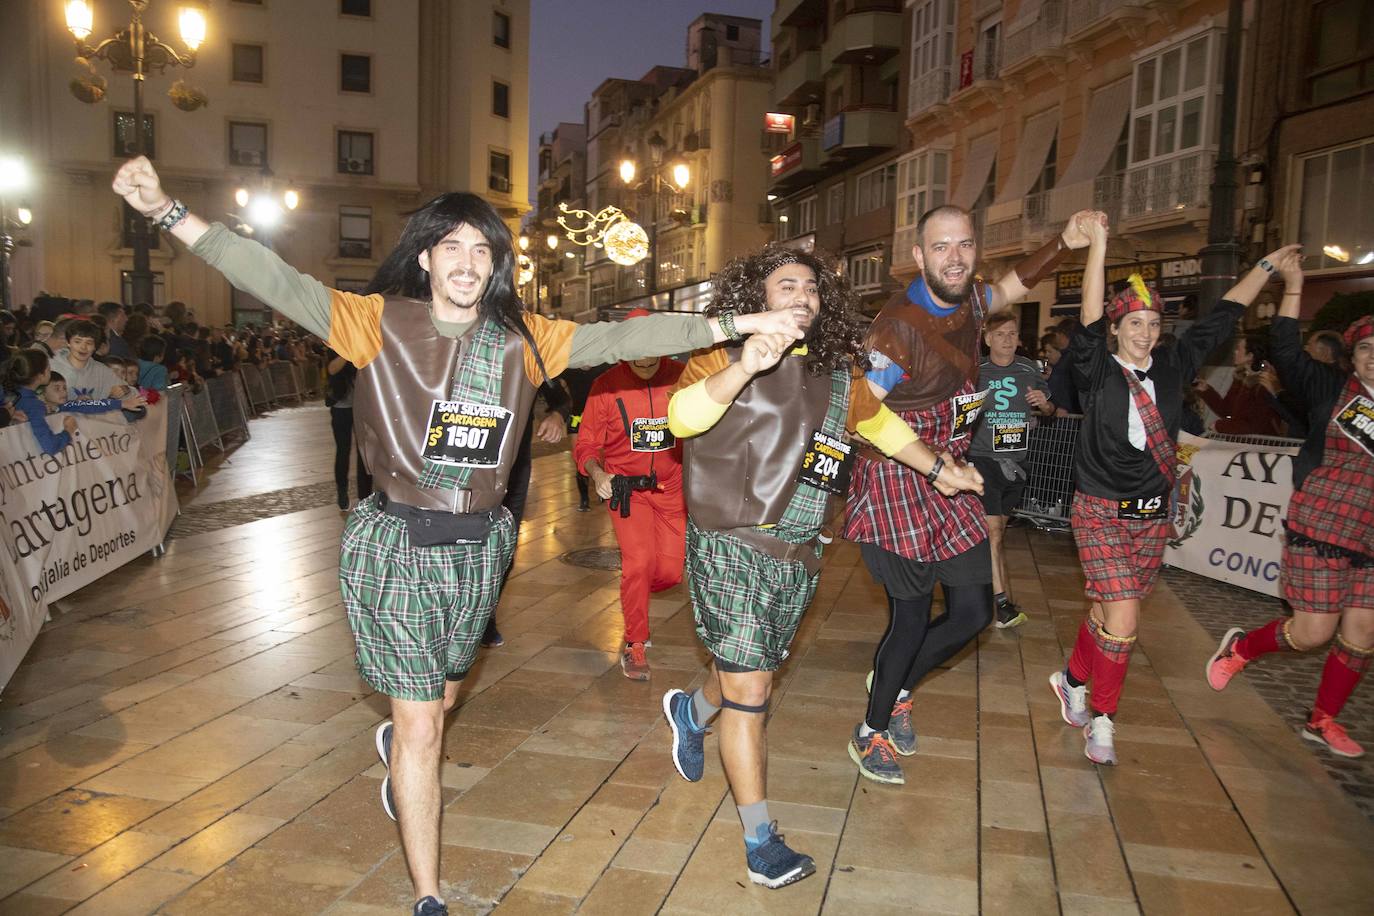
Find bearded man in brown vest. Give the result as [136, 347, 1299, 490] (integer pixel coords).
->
[660, 246, 983, 889]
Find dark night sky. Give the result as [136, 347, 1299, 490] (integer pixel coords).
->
[527, 0, 776, 200]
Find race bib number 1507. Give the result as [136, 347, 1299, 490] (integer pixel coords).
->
[422, 401, 512, 468]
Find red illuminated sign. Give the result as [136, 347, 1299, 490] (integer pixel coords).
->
[770, 143, 803, 178]
[764, 112, 795, 134]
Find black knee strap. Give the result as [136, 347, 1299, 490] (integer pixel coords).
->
[718, 696, 768, 714]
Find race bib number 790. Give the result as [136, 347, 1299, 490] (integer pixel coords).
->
[422, 401, 512, 467]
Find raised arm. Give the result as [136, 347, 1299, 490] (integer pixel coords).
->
[1221, 245, 1303, 311]
[1079, 214, 1108, 327]
[667, 333, 793, 438]
[991, 210, 1105, 310]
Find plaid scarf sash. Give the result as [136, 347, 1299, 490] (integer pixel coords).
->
[416, 317, 507, 491]
[766, 367, 852, 544]
[1120, 363, 1175, 486]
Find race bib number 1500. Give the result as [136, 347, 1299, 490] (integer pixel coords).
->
[1336, 394, 1374, 458]
[422, 401, 512, 468]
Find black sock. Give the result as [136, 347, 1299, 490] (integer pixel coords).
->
[1064, 668, 1085, 688]
[994, 591, 1009, 607]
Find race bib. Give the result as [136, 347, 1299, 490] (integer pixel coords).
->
[992, 423, 1028, 452]
[949, 388, 988, 440]
[796, 429, 854, 495]
[630, 416, 675, 452]
[1117, 494, 1168, 521]
[1335, 394, 1374, 458]
[422, 401, 512, 468]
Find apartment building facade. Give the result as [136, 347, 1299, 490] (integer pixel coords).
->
[0, 0, 530, 326]
[768, 0, 911, 313]
[893, 0, 1240, 336]
[543, 14, 774, 319]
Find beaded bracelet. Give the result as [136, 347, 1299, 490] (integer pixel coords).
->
[718, 309, 744, 341]
[155, 199, 189, 231]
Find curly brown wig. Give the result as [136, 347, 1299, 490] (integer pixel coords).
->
[705, 244, 870, 376]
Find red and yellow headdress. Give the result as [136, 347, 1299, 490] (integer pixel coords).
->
[1105, 273, 1162, 323]
[1344, 314, 1374, 349]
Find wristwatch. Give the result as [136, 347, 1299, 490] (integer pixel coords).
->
[717, 309, 744, 342]
[1258, 258, 1274, 273]
[924, 456, 945, 484]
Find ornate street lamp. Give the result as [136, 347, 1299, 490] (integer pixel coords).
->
[619, 130, 691, 295]
[66, 0, 208, 307]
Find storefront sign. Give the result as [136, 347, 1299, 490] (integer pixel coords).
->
[770, 143, 803, 178]
[1054, 256, 1202, 309]
[764, 112, 795, 134]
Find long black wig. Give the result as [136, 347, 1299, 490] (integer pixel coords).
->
[367, 192, 541, 358]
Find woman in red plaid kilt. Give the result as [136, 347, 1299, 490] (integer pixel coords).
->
[1049, 216, 1298, 765]
[1207, 254, 1374, 759]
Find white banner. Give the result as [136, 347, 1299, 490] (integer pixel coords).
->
[1164, 432, 1300, 596]
[0, 404, 179, 689]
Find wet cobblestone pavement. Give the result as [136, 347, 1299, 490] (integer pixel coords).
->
[1161, 567, 1374, 821]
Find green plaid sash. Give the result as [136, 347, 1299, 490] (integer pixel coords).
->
[762, 367, 851, 545]
[416, 318, 506, 491]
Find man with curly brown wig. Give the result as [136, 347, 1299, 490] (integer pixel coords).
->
[843, 205, 1104, 787]
[659, 245, 983, 889]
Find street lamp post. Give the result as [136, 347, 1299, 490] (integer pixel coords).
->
[0, 155, 34, 313]
[620, 131, 690, 300]
[66, 0, 207, 308]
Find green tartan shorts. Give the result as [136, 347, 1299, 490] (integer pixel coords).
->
[338, 494, 516, 701]
[685, 521, 819, 672]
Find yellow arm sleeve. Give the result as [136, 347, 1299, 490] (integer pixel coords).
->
[855, 403, 918, 457]
[668, 378, 730, 438]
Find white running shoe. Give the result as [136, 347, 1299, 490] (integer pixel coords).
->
[1049, 670, 1090, 728]
[1083, 714, 1117, 766]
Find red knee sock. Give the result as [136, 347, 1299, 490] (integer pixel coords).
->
[1234, 617, 1295, 661]
[1313, 635, 1373, 719]
[1087, 616, 1136, 716]
[1068, 617, 1095, 684]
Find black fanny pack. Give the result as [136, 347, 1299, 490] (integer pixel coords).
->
[376, 492, 496, 547]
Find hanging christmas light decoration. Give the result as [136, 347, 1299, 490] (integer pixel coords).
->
[603, 220, 650, 267]
[517, 253, 534, 286]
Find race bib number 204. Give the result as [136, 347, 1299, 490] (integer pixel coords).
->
[796, 429, 855, 495]
[422, 401, 513, 467]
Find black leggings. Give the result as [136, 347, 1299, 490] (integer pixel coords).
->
[330, 407, 372, 500]
[865, 583, 994, 730]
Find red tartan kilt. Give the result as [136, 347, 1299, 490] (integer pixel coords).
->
[1071, 492, 1168, 602]
[1281, 540, 1374, 615]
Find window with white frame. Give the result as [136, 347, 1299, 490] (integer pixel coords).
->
[855, 163, 897, 215]
[909, 0, 955, 117]
[847, 248, 886, 295]
[1307, 0, 1374, 104]
[893, 148, 949, 267]
[795, 196, 817, 235]
[1128, 30, 1219, 166]
[826, 183, 845, 225]
[1294, 138, 1374, 271]
[338, 206, 372, 259]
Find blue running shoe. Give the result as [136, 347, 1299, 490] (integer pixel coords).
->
[413, 896, 448, 916]
[662, 689, 706, 782]
[746, 822, 816, 889]
[376, 721, 397, 822]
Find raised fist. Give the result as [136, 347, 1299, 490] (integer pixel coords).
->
[112, 156, 170, 218]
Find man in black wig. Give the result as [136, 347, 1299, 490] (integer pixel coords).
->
[112, 156, 807, 916]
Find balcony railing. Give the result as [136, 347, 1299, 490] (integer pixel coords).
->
[1122, 151, 1215, 221]
[1002, 0, 1068, 72]
[1066, 0, 1148, 36]
[908, 66, 953, 119]
[983, 215, 1024, 251]
[1024, 189, 1054, 237]
[1048, 173, 1125, 225]
[775, 49, 822, 106]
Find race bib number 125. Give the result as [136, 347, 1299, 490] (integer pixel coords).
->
[422, 401, 512, 468]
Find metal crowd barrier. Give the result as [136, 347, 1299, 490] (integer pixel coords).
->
[163, 383, 199, 484]
[206, 373, 251, 444]
[297, 357, 323, 398]
[268, 361, 302, 404]
[1014, 414, 1083, 527]
[240, 363, 275, 411]
[186, 382, 223, 454]
[1011, 419, 1303, 530]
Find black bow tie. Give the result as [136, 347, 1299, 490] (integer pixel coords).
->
[1134, 369, 1148, 381]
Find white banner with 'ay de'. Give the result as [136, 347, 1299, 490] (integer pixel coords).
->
[1164, 432, 1300, 597]
[0, 404, 178, 689]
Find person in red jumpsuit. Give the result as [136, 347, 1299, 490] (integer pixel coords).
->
[574, 309, 687, 680]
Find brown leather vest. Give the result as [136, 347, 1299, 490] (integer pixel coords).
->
[870, 282, 988, 413]
[353, 297, 537, 513]
[683, 348, 834, 530]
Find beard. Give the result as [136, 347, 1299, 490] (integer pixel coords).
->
[926, 268, 974, 304]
